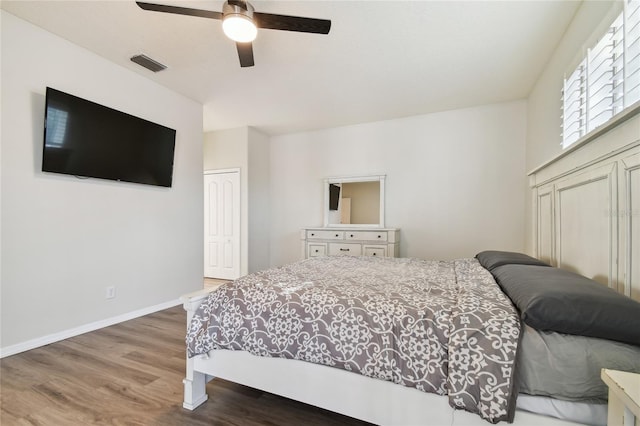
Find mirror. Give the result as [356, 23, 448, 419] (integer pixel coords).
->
[323, 175, 385, 228]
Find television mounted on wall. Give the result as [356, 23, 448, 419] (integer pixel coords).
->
[42, 87, 176, 187]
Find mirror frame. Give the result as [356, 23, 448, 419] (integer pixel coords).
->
[323, 175, 385, 228]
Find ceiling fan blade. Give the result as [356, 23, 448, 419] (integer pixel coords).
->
[136, 2, 222, 20]
[253, 12, 331, 34]
[236, 42, 255, 67]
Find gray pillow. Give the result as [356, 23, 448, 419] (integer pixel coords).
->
[491, 264, 640, 346]
[518, 324, 640, 402]
[475, 250, 550, 272]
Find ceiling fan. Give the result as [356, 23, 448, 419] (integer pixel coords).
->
[136, 1, 331, 68]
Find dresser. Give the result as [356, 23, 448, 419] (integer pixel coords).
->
[301, 227, 400, 259]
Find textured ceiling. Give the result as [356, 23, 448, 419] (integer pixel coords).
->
[1, 1, 581, 135]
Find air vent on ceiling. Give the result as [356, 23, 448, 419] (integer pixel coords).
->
[130, 54, 167, 72]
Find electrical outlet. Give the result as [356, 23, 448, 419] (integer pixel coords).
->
[105, 286, 116, 300]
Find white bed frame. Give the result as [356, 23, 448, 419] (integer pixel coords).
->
[528, 107, 639, 302]
[182, 110, 639, 425]
[181, 290, 576, 426]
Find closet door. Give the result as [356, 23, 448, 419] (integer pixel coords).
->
[204, 170, 240, 279]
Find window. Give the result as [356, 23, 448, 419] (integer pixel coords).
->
[561, 60, 586, 147]
[561, 0, 640, 149]
[626, 0, 640, 105]
[45, 106, 69, 148]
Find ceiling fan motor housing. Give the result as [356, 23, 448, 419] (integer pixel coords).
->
[223, 1, 254, 21]
[222, 1, 257, 43]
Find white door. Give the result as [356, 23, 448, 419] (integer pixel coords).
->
[204, 170, 240, 279]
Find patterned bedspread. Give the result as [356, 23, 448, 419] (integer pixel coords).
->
[186, 256, 521, 423]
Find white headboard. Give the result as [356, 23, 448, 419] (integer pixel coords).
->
[528, 105, 640, 301]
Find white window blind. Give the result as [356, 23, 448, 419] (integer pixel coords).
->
[561, 0, 640, 149]
[561, 60, 586, 148]
[626, 0, 640, 106]
[612, 13, 625, 114]
[586, 21, 617, 132]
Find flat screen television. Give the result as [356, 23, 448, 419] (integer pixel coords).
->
[42, 87, 176, 187]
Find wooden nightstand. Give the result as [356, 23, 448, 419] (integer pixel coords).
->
[602, 369, 640, 426]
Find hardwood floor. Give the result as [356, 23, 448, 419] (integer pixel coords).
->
[203, 277, 229, 290]
[0, 306, 370, 425]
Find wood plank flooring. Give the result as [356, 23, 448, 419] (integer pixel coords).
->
[0, 306, 370, 425]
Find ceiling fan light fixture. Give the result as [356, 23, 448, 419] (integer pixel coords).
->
[136, 1, 332, 68]
[222, 14, 257, 42]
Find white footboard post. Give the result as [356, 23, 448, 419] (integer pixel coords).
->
[181, 289, 215, 410]
[183, 358, 208, 410]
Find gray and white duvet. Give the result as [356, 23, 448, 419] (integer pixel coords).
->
[186, 256, 521, 423]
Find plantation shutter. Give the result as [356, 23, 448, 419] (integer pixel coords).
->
[561, 0, 640, 149]
[561, 60, 586, 149]
[625, 0, 640, 107]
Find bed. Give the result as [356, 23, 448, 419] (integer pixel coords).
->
[181, 251, 640, 425]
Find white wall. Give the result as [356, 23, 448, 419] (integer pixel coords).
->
[526, 1, 620, 171]
[1, 11, 204, 355]
[247, 127, 271, 273]
[525, 1, 620, 253]
[203, 126, 270, 275]
[269, 100, 527, 266]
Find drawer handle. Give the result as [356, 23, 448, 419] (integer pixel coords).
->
[377, 235, 382, 238]
[335, 234, 339, 237]
[350, 234, 354, 237]
[311, 233, 315, 236]
[373, 252, 377, 256]
[314, 249, 319, 253]
[340, 248, 350, 252]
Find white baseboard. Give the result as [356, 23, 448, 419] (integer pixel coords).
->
[0, 298, 182, 358]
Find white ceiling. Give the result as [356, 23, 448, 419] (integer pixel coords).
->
[2, 0, 581, 135]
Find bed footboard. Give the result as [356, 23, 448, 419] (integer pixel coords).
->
[181, 289, 216, 410]
[182, 365, 208, 410]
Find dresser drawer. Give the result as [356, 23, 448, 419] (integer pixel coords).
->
[328, 243, 362, 256]
[307, 230, 344, 240]
[363, 245, 387, 257]
[308, 244, 327, 257]
[308, 243, 327, 257]
[345, 231, 388, 242]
